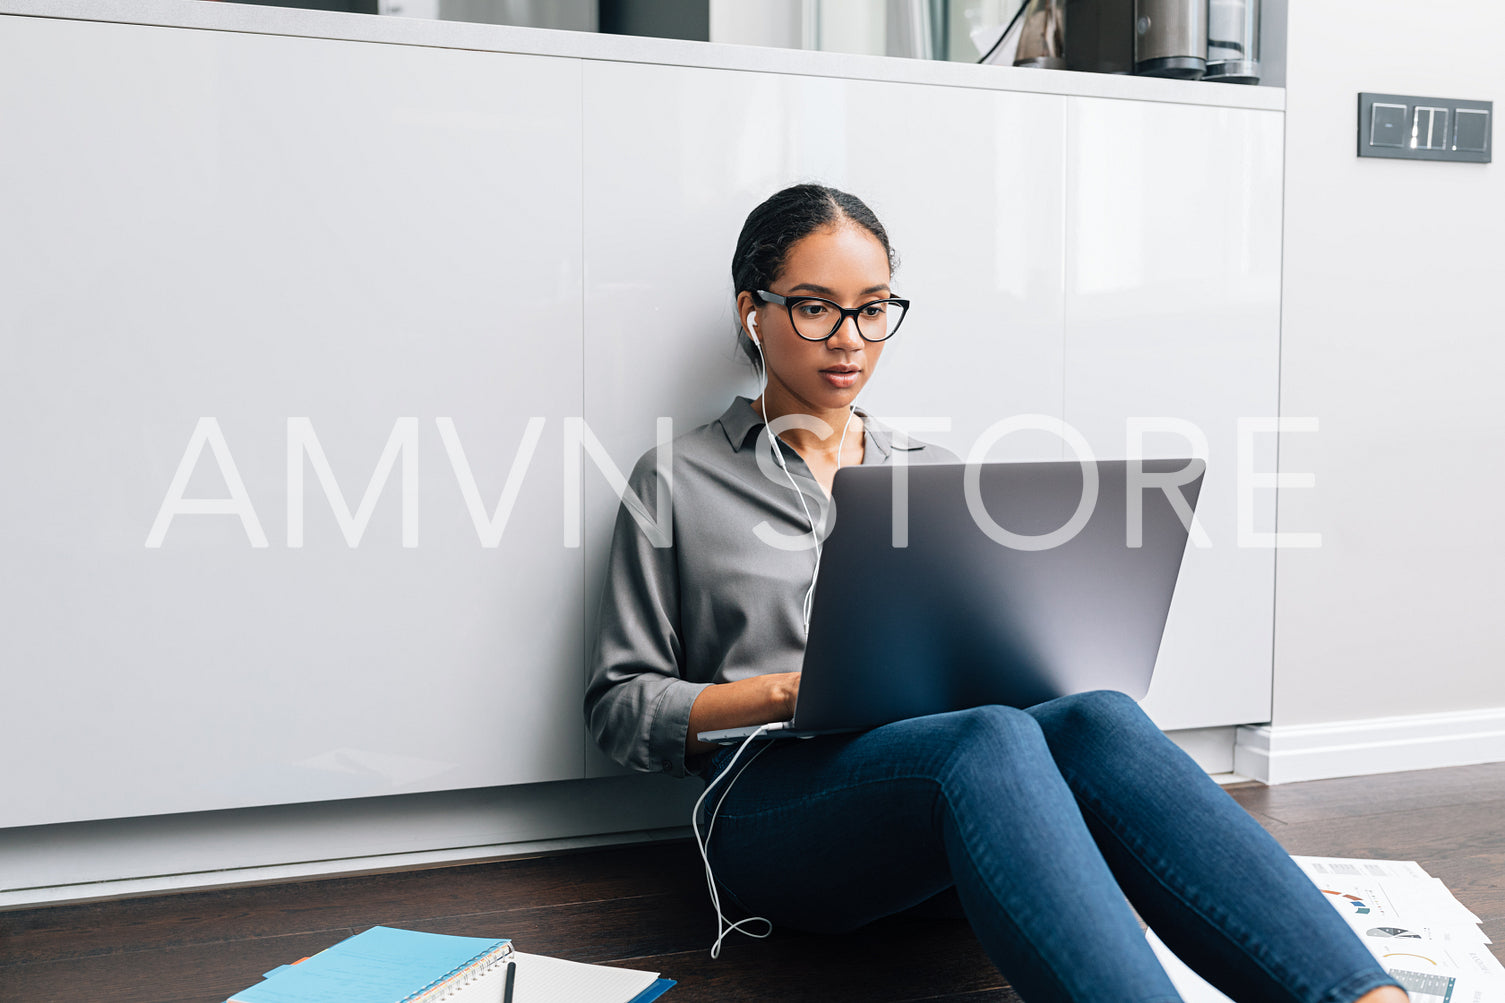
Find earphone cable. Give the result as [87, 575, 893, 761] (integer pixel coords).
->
[752, 335, 827, 634]
[803, 406, 858, 627]
[699, 315, 865, 955]
[692, 725, 775, 958]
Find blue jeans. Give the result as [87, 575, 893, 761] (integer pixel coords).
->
[703, 690, 1402, 1003]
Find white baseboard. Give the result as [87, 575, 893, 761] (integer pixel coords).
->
[1165, 726, 1237, 775]
[1234, 707, 1505, 785]
[0, 773, 702, 910]
[0, 826, 691, 911]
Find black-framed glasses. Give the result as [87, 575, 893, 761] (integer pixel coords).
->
[756, 289, 910, 343]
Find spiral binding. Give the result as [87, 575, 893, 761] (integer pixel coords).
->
[402, 941, 515, 1003]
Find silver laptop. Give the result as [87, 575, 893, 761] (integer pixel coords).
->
[697, 457, 1205, 745]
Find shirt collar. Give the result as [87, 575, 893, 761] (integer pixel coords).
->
[715, 396, 899, 460]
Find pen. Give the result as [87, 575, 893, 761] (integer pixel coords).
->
[502, 959, 516, 1003]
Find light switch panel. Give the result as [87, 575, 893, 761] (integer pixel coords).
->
[1370, 102, 1406, 148]
[1358, 93, 1491, 163]
[1412, 106, 1448, 150]
[1455, 108, 1491, 153]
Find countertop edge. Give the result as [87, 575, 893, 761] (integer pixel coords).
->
[2, 0, 1285, 111]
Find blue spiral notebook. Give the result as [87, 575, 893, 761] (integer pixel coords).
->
[629, 980, 676, 1003]
[228, 927, 513, 1003]
[225, 926, 673, 1003]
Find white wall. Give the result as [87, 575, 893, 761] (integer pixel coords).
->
[1266, 2, 1505, 755]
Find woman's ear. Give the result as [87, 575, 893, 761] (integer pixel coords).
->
[735, 289, 759, 335]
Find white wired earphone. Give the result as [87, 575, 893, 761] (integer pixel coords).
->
[746, 310, 857, 633]
[691, 309, 861, 959]
[692, 723, 773, 958]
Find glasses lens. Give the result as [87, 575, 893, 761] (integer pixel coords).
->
[855, 299, 906, 342]
[787, 298, 840, 340]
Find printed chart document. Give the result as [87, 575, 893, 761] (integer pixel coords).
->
[1292, 856, 1490, 945]
[1148, 856, 1505, 1003]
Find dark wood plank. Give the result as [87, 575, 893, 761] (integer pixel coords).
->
[1263, 797, 1505, 865]
[0, 840, 705, 966]
[620, 915, 1006, 1003]
[390, 892, 718, 963]
[1422, 851, 1505, 923]
[1228, 761, 1505, 825]
[0, 931, 348, 1003]
[1223, 795, 1288, 833]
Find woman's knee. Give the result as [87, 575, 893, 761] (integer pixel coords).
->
[929, 706, 1082, 820]
[933, 704, 1052, 776]
[1028, 688, 1146, 733]
[950, 703, 1044, 744]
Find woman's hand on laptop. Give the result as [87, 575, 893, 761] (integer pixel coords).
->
[686, 672, 801, 756]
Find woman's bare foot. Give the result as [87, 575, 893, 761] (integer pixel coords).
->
[1353, 987, 1409, 1003]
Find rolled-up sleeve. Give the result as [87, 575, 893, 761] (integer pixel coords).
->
[584, 453, 710, 777]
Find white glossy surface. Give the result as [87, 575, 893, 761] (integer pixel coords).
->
[0, 7, 1286, 829]
[1063, 98, 1285, 729]
[0, 17, 586, 825]
[579, 61, 1069, 459]
[0, 0, 1284, 111]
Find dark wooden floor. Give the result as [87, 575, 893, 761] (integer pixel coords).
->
[3, 762, 1502, 1002]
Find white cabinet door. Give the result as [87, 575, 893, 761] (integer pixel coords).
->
[1062, 97, 1284, 729]
[0, 18, 586, 825]
[580, 60, 1068, 774]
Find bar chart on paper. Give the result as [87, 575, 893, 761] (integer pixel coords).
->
[1387, 967, 1458, 1003]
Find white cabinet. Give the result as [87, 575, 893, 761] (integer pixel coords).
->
[0, 8, 1284, 829]
[0, 18, 587, 825]
[1062, 98, 1284, 729]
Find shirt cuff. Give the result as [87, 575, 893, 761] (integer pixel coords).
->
[648, 678, 713, 777]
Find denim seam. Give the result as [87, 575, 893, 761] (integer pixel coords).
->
[711, 771, 940, 822]
[1066, 782, 1325, 1002]
[930, 776, 1096, 1003]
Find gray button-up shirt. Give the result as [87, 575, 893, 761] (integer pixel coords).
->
[584, 396, 955, 777]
